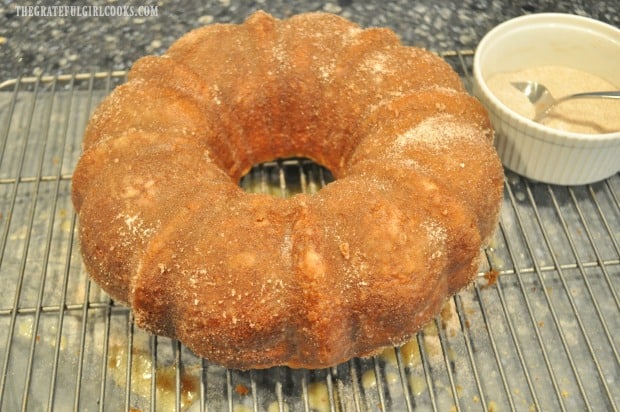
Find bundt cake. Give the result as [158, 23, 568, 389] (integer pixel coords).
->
[71, 11, 504, 370]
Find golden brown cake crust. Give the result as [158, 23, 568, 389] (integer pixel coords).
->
[71, 10, 504, 370]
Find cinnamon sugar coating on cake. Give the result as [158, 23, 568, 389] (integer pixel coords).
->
[72, 11, 503, 370]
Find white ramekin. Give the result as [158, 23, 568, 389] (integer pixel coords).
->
[473, 13, 620, 185]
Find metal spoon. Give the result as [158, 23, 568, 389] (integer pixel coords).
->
[511, 81, 620, 122]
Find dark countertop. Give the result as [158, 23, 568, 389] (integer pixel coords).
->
[0, 0, 618, 82]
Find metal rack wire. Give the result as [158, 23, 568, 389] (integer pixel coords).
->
[0, 50, 618, 411]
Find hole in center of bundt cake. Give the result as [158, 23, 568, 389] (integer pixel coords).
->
[239, 157, 335, 198]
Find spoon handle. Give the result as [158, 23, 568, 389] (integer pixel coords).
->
[558, 91, 620, 103]
[535, 90, 620, 121]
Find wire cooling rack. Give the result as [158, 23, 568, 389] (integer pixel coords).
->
[0, 50, 618, 411]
